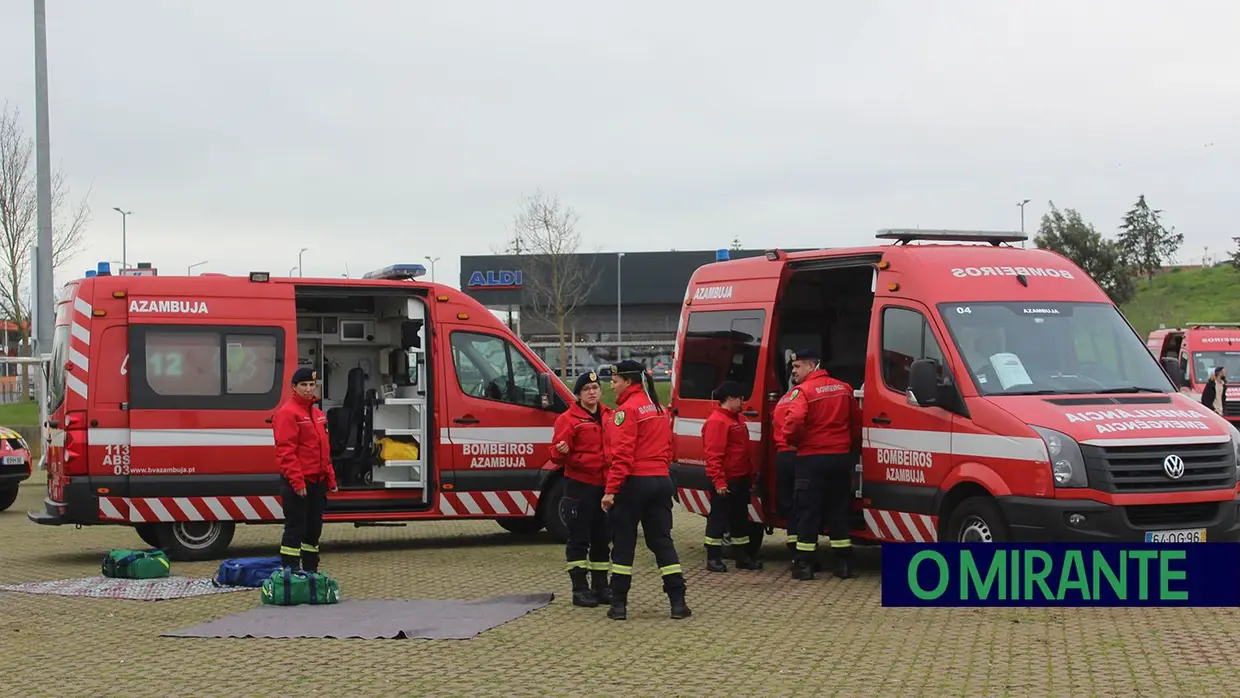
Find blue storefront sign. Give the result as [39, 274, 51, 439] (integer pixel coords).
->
[467, 270, 523, 289]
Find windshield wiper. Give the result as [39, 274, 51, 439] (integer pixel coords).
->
[1090, 386, 1167, 394]
[999, 389, 1064, 395]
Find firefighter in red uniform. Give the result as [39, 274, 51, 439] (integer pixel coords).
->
[780, 349, 861, 581]
[272, 366, 338, 571]
[772, 366, 804, 555]
[600, 360, 691, 621]
[702, 380, 763, 572]
[551, 371, 614, 608]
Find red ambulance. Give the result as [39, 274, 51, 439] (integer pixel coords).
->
[29, 262, 578, 560]
[1147, 324, 1240, 426]
[670, 229, 1240, 544]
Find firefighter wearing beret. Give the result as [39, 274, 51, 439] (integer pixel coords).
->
[780, 349, 862, 580]
[702, 380, 763, 572]
[600, 360, 691, 621]
[551, 371, 614, 607]
[272, 366, 338, 571]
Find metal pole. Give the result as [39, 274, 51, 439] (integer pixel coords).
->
[298, 248, 308, 277]
[112, 208, 132, 271]
[33, 0, 54, 375]
[616, 252, 625, 362]
[188, 261, 208, 276]
[1017, 199, 1030, 248]
[425, 256, 440, 283]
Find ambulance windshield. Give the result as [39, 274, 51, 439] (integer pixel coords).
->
[937, 301, 1173, 396]
[1192, 351, 1240, 385]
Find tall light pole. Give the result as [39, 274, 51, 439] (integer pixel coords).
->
[289, 266, 298, 277]
[298, 247, 308, 277]
[112, 207, 132, 271]
[1017, 199, 1031, 248]
[33, 0, 55, 369]
[188, 260, 208, 276]
[424, 255, 440, 283]
[616, 252, 625, 362]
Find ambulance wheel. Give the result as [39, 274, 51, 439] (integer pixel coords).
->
[134, 523, 161, 548]
[154, 521, 236, 561]
[541, 477, 569, 543]
[945, 497, 1009, 543]
[0, 485, 17, 512]
[497, 517, 544, 535]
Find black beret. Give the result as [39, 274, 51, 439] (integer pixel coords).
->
[574, 371, 601, 394]
[291, 366, 317, 385]
[712, 380, 745, 401]
[614, 359, 646, 376]
[790, 348, 820, 362]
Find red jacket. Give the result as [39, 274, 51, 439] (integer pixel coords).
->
[605, 384, 673, 494]
[780, 369, 861, 456]
[703, 406, 754, 489]
[771, 386, 799, 453]
[551, 400, 612, 487]
[272, 394, 337, 491]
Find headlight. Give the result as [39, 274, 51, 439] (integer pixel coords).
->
[1031, 425, 1088, 488]
[1223, 420, 1240, 479]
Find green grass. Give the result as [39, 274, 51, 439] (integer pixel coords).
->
[559, 377, 674, 408]
[1120, 264, 1240, 337]
[0, 400, 39, 426]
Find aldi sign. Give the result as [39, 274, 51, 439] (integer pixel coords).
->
[467, 270, 523, 290]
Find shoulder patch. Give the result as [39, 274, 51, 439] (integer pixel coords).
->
[790, 388, 800, 400]
[613, 411, 626, 426]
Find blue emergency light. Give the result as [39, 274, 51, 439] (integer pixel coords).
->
[97, 261, 111, 277]
[363, 264, 427, 281]
[84, 270, 97, 278]
[716, 249, 730, 262]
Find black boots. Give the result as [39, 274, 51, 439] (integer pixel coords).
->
[591, 570, 612, 605]
[280, 554, 300, 570]
[302, 552, 320, 574]
[706, 545, 728, 572]
[569, 569, 600, 608]
[607, 594, 627, 620]
[734, 546, 764, 571]
[668, 591, 693, 620]
[833, 553, 856, 580]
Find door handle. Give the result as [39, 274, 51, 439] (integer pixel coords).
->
[871, 415, 891, 425]
[264, 417, 273, 424]
[742, 410, 759, 417]
[454, 417, 480, 424]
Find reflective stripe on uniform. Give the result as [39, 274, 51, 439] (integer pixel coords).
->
[703, 536, 724, 546]
[566, 559, 588, 570]
[587, 560, 611, 571]
[280, 545, 301, 556]
[730, 536, 750, 545]
[829, 539, 852, 549]
[659, 564, 682, 576]
[300, 543, 319, 553]
[795, 541, 817, 552]
[612, 564, 634, 576]
[786, 534, 798, 542]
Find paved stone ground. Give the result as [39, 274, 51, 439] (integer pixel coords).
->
[4, 481, 1240, 697]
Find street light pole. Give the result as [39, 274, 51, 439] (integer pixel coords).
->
[298, 248, 308, 277]
[112, 207, 132, 271]
[289, 266, 298, 277]
[33, 0, 55, 370]
[616, 252, 625, 362]
[188, 260, 208, 276]
[424, 256, 440, 283]
[1017, 199, 1031, 248]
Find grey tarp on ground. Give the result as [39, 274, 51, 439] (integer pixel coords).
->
[0, 576, 249, 601]
[161, 592, 555, 639]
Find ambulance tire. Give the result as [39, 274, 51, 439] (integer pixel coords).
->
[945, 496, 1010, 543]
[134, 523, 161, 548]
[153, 521, 236, 561]
[540, 477, 569, 543]
[497, 517, 544, 535]
[0, 484, 17, 512]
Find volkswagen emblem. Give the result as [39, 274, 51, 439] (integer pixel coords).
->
[1163, 454, 1185, 479]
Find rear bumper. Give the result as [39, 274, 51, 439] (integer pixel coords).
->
[997, 495, 1240, 542]
[27, 497, 69, 525]
[26, 480, 99, 526]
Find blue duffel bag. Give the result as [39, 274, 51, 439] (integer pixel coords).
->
[213, 556, 285, 588]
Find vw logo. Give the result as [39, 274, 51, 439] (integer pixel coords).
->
[1163, 454, 1185, 479]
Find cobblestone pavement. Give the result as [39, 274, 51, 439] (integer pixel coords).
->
[4, 482, 1240, 697]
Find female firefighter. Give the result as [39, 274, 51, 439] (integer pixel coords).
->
[600, 359, 691, 621]
[701, 380, 763, 572]
[550, 371, 613, 608]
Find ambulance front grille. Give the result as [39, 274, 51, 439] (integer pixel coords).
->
[1080, 441, 1236, 493]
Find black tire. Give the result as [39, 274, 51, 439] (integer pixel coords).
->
[497, 517, 545, 535]
[134, 523, 161, 548]
[944, 496, 1010, 543]
[540, 477, 569, 543]
[0, 485, 18, 512]
[153, 521, 236, 561]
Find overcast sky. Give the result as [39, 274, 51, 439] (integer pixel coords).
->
[1, 0, 1236, 289]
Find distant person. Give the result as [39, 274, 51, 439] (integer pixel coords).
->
[701, 380, 762, 572]
[1202, 366, 1227, 415]
[601, 360, 690, 621]
[273, 366, 337, 572]
[772, 367, 807, 555]
[551, 371, 613, 608]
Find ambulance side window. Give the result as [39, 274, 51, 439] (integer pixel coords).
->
[129, 325, 285, 410]
[450, 331, 543, 409]
[676, 309, 765, 400]
[881, 307, 945, 394]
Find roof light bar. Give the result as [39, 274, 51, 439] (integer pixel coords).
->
[876, 228, 1028, 246]
[363, 264, 428, 281]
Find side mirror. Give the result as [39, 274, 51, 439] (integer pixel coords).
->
[537, 372, 554, 409]
[907, 358, 942, 408]
[1161, 357, 1184, 389]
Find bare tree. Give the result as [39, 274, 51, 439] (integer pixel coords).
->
[0, 101, 90, 389]
[509, 190, 598, 379]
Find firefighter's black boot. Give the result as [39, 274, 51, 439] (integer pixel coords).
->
[569, 568, 599, 607]
[705, 545, 728, 573]
[302, 551, 320, 573]
[668, 589, 693, 620]
[833, 549, 856, 580]
[791, 557, 815, 581]
[735, 544, 763, 570]
[280, 554, 300, 570]
[590, 570, 612, 605]
[606, 593, 627, 621]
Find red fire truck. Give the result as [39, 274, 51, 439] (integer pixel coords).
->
[1147, 323, 1240, 426]
[29, 262, 578, 560]
[670, 229, 1240, 544]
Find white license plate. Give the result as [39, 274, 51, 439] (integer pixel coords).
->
[1, 455, 23, 465]
[1145, 528, 1207, 543]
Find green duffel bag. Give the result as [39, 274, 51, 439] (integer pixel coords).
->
[101, 548, 171, 579]
[260, 568, 341, 606]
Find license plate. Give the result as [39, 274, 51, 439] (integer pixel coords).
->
[1145, 528, 1207, 543]
[1, 455, 23, 465]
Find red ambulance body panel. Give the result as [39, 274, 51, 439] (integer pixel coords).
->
[30, 265, 576, 560]
[670, 231, 1240, 545]
[1147, 324, 1240, 427]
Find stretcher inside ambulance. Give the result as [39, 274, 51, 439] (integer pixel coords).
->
[1147, 323, 1240, 426]
[30, 262, 577, 560]
[670, 229, 1240, 546]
